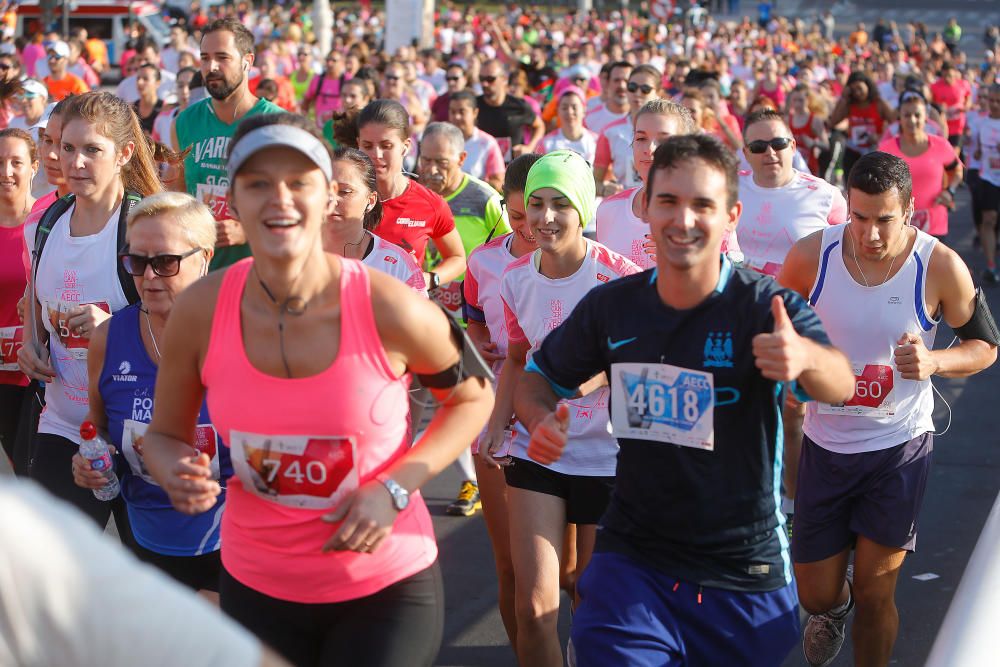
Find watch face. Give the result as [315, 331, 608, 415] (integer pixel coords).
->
[393, 488, 410, 510]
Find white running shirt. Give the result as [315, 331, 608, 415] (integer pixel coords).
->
[35, 204, 130, 442]
[362, 233, 428, 296]
[584, 105, 627, 133]
[540, 127, 599, 164]
[596, 116, 642, 189]
[975, 116, 1000, 187]
[736, 169, 847, 276]
[803, 224, 938, 453]
[501, 239, 639, 475]
[595, 187, 656, 270]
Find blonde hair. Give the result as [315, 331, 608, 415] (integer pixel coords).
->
[127, 192, 217, 250]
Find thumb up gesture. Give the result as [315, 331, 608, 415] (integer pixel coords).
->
[753, 295, 809, 382]
[527, 403, 571, 465]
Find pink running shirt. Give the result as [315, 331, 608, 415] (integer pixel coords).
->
[202, 258, 436, 603]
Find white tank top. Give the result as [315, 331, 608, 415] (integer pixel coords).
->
[803, 223, 938, 453]
[35, 204, 129, 442]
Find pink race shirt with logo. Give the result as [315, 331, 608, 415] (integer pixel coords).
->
[595, 187, 656, 270]
[594, 116, 641, 189]
[462, 128, 506, 182]
[500, 240, 639, 476]
[202, 258, 436, 604]
[465, 233, 517, 367]
[736, 169, 847, 275]
[878, 135, 960, 236]
[362, 233, 428, 297]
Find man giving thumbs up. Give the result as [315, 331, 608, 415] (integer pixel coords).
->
[516, 135, 853, 667]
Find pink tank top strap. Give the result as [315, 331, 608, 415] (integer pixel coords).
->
[337, 257, 399, 381]
[201, 258, 253, 386]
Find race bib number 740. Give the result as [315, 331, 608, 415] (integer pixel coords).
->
[610, 362, 715, 450]
[230, 431, 359, 510]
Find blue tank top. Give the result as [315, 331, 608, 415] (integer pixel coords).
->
[99, 304, 231, 556]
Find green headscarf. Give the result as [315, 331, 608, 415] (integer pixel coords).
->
[524, 150, 596, 228]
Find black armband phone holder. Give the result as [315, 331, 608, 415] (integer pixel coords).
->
[416, 306, 496, 389]
[954, 287, 1000, 346]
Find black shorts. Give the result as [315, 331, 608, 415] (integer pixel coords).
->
[504, 456, 614, 524]
[792, 433, 933, 563]
[133, 542, 222, 592]
[981, 179, 1000, 213]
[947, 133, 962, 148]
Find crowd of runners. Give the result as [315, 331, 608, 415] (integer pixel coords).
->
[0, 1, 999, 666]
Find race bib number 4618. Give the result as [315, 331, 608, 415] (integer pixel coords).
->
[230, 431, 359, 510]
[610, 362, 715, 450]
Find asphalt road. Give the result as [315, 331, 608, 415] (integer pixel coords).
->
[426, 186, 1000, 667]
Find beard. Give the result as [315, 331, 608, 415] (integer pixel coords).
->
[205, 71, 242, 101]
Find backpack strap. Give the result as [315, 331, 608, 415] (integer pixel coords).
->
[31, 193, 76, 285]
[117, 191, 142, 305]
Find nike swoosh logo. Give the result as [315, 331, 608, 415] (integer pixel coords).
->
[607, 336, 637, 350]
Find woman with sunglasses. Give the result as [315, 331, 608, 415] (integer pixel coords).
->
[71, 193, 230, 596]
[141, 112, 492, 667]
[596, 99, 697, 270]
[482, 150, 639, 666]
[323, 146, 427, 295]
[356, 100, 466, 292]
[0, 129, 38, 473]
[540, 87, 597, 163]
[878, 90, 963, 242]
[463, 153, 540, 650]
[593, 65, 662, 197]
[18, 92, 160, 527]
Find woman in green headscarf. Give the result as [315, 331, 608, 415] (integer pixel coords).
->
[478, 150, 641, 664]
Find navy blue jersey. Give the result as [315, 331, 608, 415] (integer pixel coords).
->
[528, 257, 832, 592]
[99, 304, 230, 556]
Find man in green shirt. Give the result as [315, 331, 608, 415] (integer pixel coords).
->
[418, 121, 509, 518]
[419, 122, 509, 323]
[171, 18, 284, 270]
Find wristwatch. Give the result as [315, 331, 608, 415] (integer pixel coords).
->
[376, 474, 410, 511]
[428, 272, 441, 291]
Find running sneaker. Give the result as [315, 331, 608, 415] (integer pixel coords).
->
[446, 480, 481, 516]
[803, 583, 855, 667]
[982, 269, 999, 286]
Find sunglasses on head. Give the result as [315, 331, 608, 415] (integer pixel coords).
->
[627, 81, 654, 95]
[120, 247, 203, 277]
[480, 75, 498, 83]
[746, 137, 793, 153]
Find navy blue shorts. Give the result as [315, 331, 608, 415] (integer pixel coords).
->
[792, 432, 934, 563]
[571, 551, 800, 667]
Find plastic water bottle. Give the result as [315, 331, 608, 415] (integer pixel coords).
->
[79, 421, 120, 501]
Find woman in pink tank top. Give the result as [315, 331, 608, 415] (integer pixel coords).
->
[142, 114, 493, 667]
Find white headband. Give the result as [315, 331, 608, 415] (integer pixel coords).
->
[226, 124, 333, 182]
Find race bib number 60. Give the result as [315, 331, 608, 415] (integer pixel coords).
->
[819, 363, 895, 417]
[610, 362, 715, 450]
[230, 431, 359, 509]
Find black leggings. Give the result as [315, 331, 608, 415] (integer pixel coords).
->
[0, 384, 26, 466]
[221, 562, 444, 667]
[29, 431, 134, 545]
[133, 542, 222, 592]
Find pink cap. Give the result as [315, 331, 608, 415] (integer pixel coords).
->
[558, 85, 588, 102]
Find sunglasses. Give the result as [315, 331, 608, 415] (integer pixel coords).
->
[384, 74, 400, 81]
[627, 82, 654, 95]
[48, 54, 64, 60]
[480, 75, 498, 83]
[120, 247, 203, 277]
[445, 75, 462, 82]
[746, 137, 793, 154]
